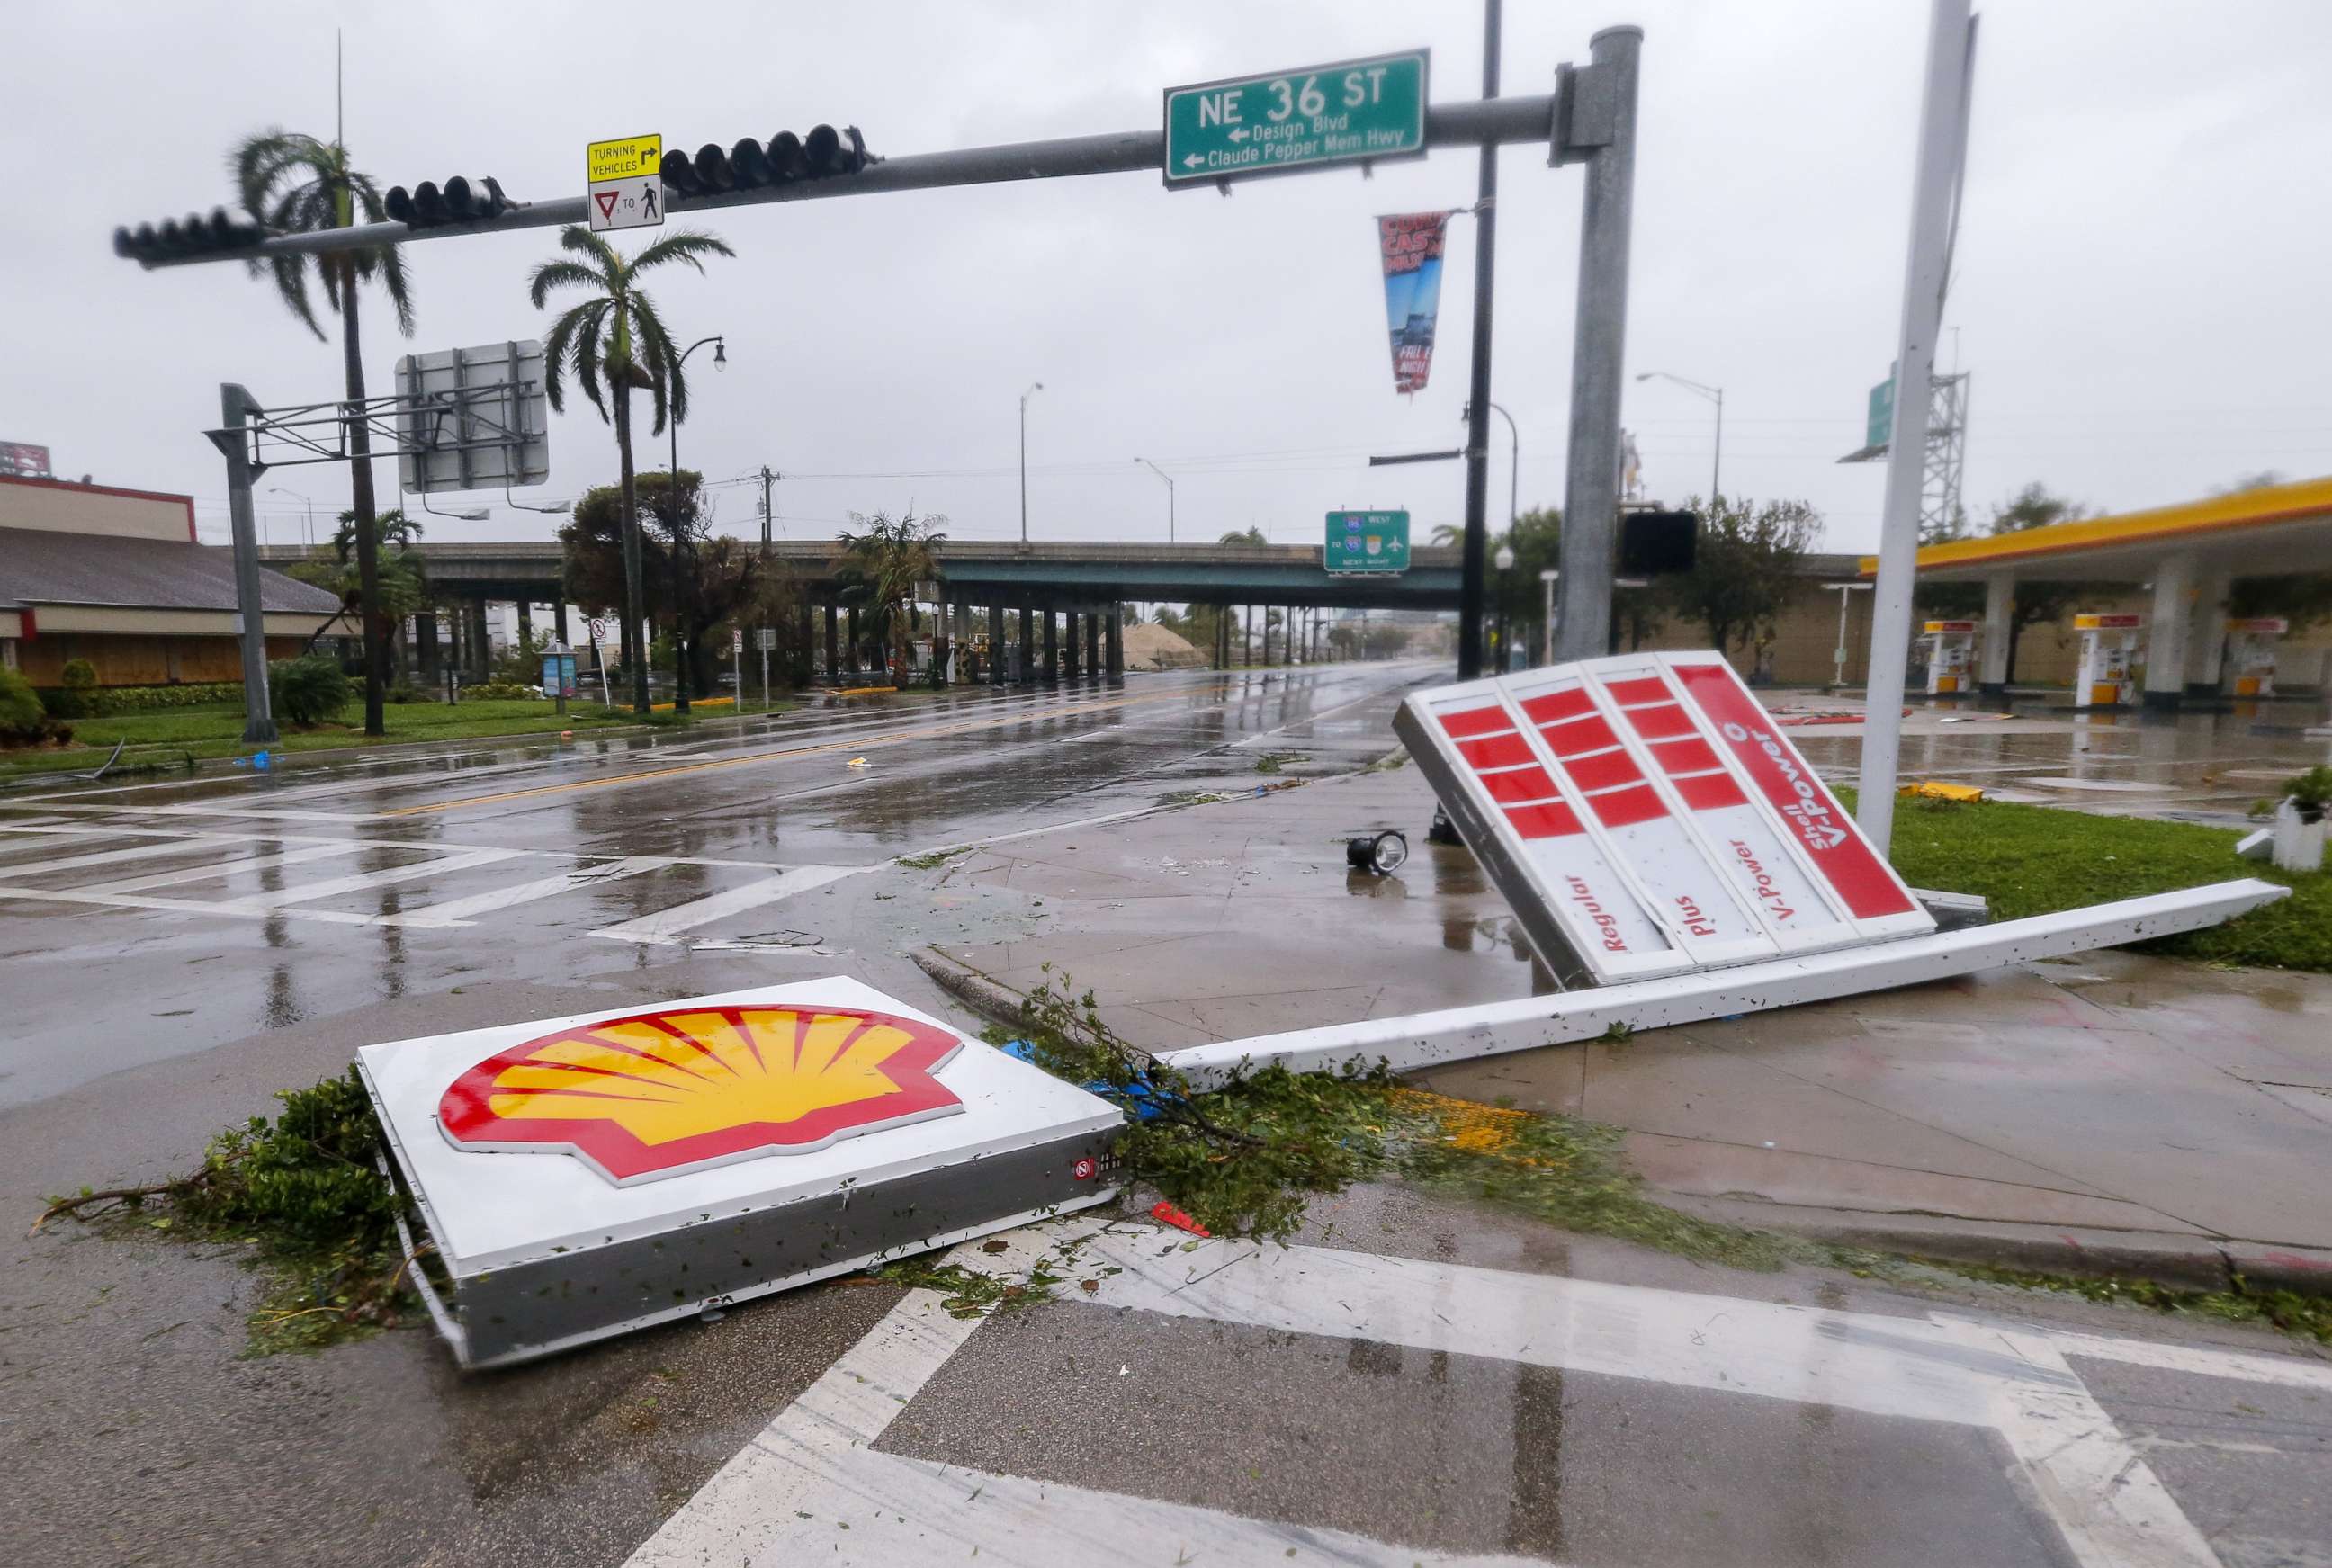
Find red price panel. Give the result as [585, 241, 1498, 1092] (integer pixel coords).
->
[1660, 653, 1930, 934]
[1502, 670, 1775, 969]
[1572, 659, 1864, 953]
[1416, 687, 1681, 981]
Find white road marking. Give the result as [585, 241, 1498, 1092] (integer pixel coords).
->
[0, 838, 238, 879]
[395, 856, 668, 927]
[640, 1223, 2319, 1568]
[587, 865, 865, 945]
[78, 841, 360, 893]
[0, 886, 389, 927]
[624, 1285, 1539, 1568]
[204, 847, 525, 912]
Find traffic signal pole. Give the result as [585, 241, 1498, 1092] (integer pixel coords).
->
[1456, 0, 1502, 681]
[1552, 27, 1644, 662]
[124, 98, 1566, 271]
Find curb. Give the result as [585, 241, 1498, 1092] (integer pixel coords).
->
[1651, 1193, 2332, 1297]
[910, 946, 1029, 1030]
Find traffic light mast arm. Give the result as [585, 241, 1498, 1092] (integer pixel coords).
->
[126, 94, 1557, 268]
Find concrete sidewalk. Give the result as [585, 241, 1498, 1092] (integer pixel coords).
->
[916, 764, 2332, 1291]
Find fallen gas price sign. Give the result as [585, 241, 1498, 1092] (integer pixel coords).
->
[1153, 652, 2286, 1088]
[361, 977, 1120, 1368]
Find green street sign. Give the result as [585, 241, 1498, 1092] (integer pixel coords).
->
[1324, 510, 1411, 575]
[1163, 51, 1429, 188]
[1867, 372, 1896, 451]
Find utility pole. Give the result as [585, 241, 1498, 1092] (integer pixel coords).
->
[208, 384, 278, 744]
[1859, 0, 1977, 856]
[1553, 27, 1645, 661]
[1457, 0, 1503, 681]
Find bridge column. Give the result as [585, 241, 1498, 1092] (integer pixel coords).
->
[417, 611, 441, 680]
[846, 607, 860, 678]
[516, 598, 534, 652]
[1043, 610, 1060, 683]
[1018, 606, 1035, 683]
[821, 602, 837, 679]
[1106, 609, 1123, 678]
[553, 601, 570, 647]
[2186, 569, 2230, 696]
[471, 599, 494, 682]
[1063, 612, 1081, 678]
[1979, 571, 2014, 694]
[797, 598, 813, 685]
[1083, 610, 1100, 677]
[2144, 551, 2199, 712]
[990, 604, 1007, 685]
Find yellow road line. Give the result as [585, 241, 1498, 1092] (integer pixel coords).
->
[377, 688, 1178, 817]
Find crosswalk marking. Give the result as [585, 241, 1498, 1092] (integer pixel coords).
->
[204, 847, 526, 913]
[0, 838, 235, 879]
[587, 865, 862, 945]
[397, 856, 668, 927]
[80, 841, 360, 894]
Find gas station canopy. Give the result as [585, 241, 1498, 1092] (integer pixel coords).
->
[1855, 475, 2332, 705]
[1859, 474, 2332, 584]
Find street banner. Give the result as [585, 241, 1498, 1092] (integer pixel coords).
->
[1377, 211, 1449, 394]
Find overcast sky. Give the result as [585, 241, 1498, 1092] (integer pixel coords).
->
[6, 0, 2331, 558]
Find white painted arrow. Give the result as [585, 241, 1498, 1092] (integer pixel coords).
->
[1228, 127, 1249, 142]
[1181, 153, 1205, 168]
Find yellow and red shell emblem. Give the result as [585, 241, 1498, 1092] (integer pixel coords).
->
[437, 1003, 964, 1185]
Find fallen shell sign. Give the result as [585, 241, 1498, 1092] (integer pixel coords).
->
[438, 1002, 965, 1186]
[1395, 650, 1932, 987]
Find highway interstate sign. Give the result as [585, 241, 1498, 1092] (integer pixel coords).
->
[1324, 509, 1411, 574]
[1163, 49, 1429, 187]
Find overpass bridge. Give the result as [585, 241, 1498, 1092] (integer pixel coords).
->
[257, 536, 1462, 682]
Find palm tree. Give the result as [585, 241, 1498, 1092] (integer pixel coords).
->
[528, 226, 735, 713]
[838, 511, 946, 680]
[1430, 523, 1464, 546]
[289, 509, 428, 659]
[233, 129, 414, 738]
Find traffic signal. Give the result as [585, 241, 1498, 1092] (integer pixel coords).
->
[659, 126, 871, 196]
[113, 207, 264, 264]
[1619, 508, 1698, 576]
[385, 175, 510, 228]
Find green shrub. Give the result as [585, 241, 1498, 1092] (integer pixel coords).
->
[269, 654, 354, 727]
[0, 666, 56, 743]
[461, 681, 539, 701]
[78, 681, 242, 716]
[387, 680, 427, 704]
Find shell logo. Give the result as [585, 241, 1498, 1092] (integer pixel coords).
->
[436, 1003, 965, 1186]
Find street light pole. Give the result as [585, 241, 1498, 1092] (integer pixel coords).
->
[266, 486, 316, 551]
[1493, 542, 1516, 673]
[1019, 382, 1044, 542]
[1634, 371, 1724, 500]
[1456, 0, 1503, 681]
[1134, 457, 1175, 543]
[668, 335, 727, 713]
[1462, 399, 1521, 536]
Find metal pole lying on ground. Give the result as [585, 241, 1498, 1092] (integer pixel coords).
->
[1554, 27, 1644, 661]
[1158, 879, 2288, 1089]
[206, 383, 278, 745]
[1858, 0, 1976, 856]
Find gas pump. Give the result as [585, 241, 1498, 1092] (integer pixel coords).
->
[2072, 613, 2143, 707]
[1921, 620, 1978, 694]
[2225, 617, 2288, 698]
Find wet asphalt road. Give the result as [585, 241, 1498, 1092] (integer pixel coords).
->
[4, 662, 2330, 1567]
[0, 663, 1423, 1108]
